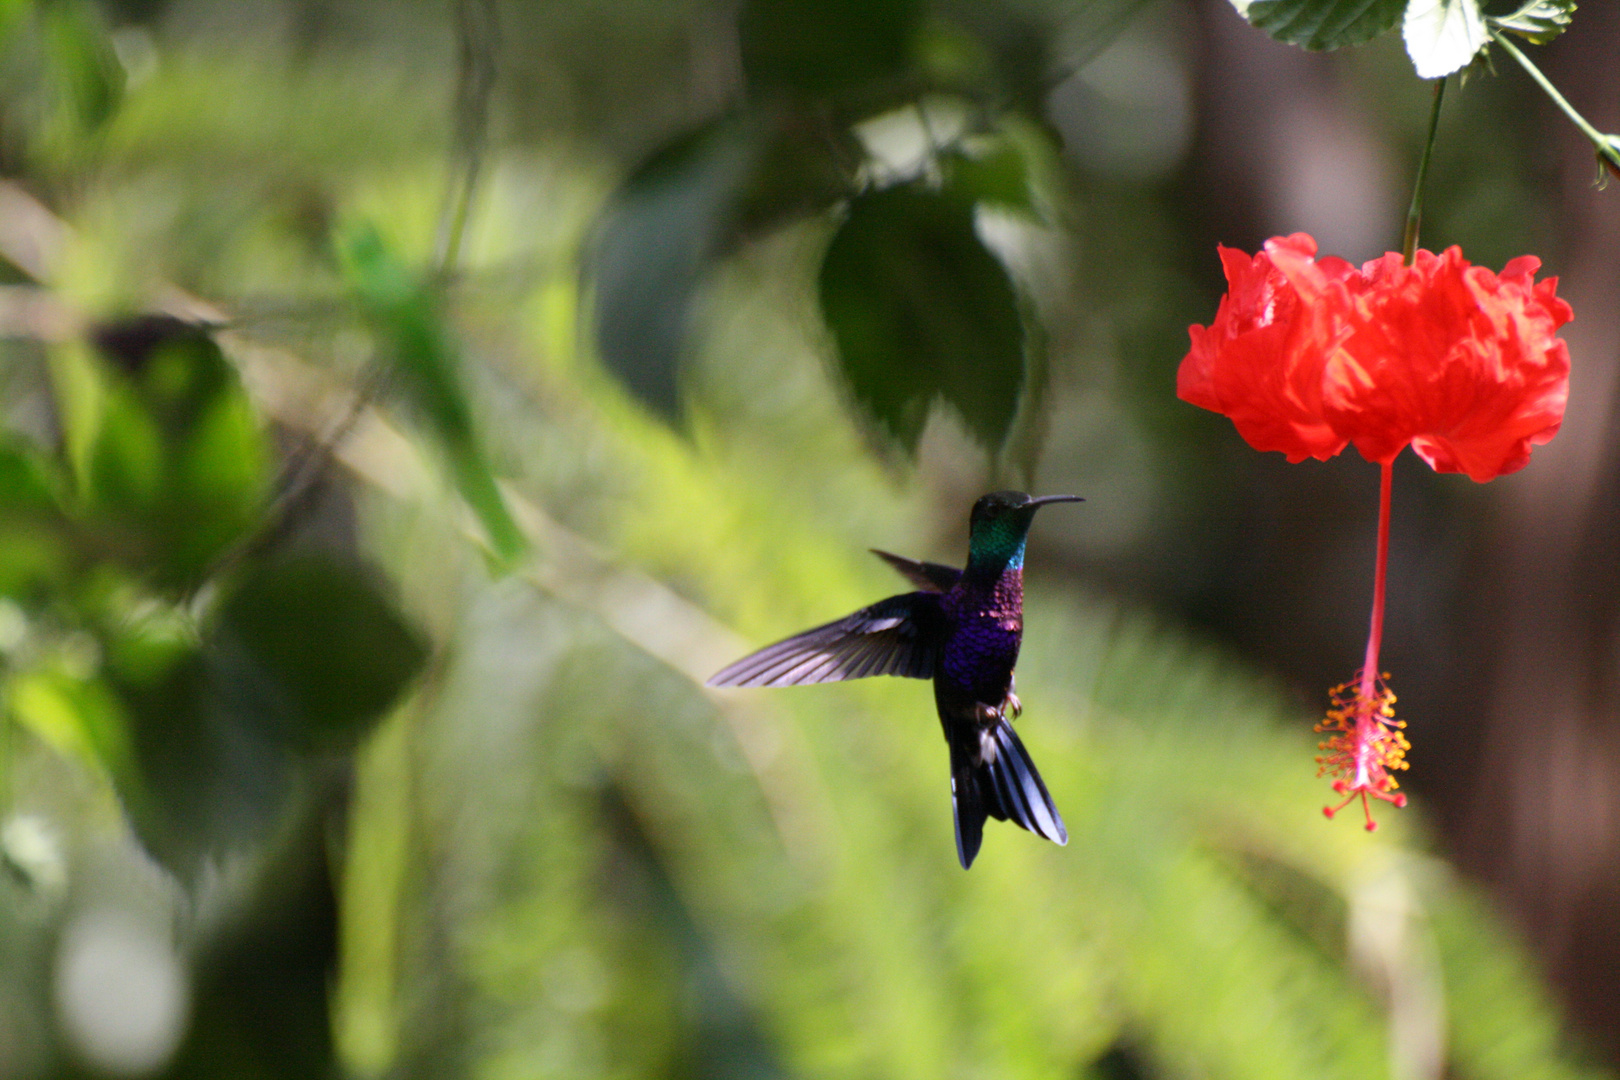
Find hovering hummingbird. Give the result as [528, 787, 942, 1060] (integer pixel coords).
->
[708, 491, 1080, 868]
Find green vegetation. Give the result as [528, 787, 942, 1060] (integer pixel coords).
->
[0, 0, 1606, 1077]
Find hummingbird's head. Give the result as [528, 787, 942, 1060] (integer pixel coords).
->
[966, 491, 1081, 572]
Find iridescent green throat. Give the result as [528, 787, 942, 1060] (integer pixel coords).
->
[966, 514, 1034, 577]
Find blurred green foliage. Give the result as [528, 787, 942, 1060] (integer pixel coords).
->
[819, 171, 1029, 452]
[343, 225, 526, 565]
[589, 0, 1120, 456]
[0, 303, 426, 885]
[0, 0, 1608, 1078]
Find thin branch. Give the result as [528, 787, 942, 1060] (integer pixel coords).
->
[1491, 29, 1620, 174]
[436, 0, 500, 273]
[1402, 78, 1447, 264]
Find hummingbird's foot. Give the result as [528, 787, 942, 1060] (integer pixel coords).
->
[970, 701, 1007, 765]
[1003, 691, 1022, 719]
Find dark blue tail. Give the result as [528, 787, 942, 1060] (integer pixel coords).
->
[950, 719, 1067, 869]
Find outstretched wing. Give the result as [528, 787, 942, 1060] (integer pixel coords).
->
[871, 549, 961, 593]
[707, 592, 942, 687]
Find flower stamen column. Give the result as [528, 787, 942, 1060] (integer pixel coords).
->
[1316, 460, 1408, 829]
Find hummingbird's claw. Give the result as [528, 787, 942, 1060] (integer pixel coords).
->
[1004, 691, 1022, 719]
[972, 701, 1004, 725]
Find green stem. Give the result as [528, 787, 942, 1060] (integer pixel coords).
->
[1, 712, 10, 816]
[1491, 29, 1620, 173]
[1403, 78, 1446, 265]
[438, 171, 477, 273]
[436, 0, 499, 273]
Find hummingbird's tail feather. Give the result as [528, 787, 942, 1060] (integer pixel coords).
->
[982, 720, 1068, 845]
[950, 718, 1067, 869]
[951, 750, 988, 870]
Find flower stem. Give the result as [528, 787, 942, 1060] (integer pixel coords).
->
[1491, 29, 1620, 175]
[1402, 78, 1446, 265]
[435, 0, 499, 273]
[1358, 460, 1392, 708]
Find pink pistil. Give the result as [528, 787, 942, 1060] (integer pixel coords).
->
[1316, 461, 1410, 830]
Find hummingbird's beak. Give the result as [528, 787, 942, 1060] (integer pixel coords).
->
[1025, 494, 1083, 508]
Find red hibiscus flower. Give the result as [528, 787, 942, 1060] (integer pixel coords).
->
[1178, 234, 1573, 828]
[1176, 234, 1352, 462]
[1320, 247, 1570, 480]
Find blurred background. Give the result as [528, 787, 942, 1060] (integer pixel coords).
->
[0, 0, 1617, 1077]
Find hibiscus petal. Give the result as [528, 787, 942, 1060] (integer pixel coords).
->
[1180, 236, 1570, 483]
[1177, 234, 1351, 463]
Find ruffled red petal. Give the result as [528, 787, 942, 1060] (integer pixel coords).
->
[1175, 235, 1349, 462]
[1178, 236, 1572, 483]
[1322, 247, 1571, 480]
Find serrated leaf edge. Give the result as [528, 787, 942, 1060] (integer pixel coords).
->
[1487, 0, 1576, 45]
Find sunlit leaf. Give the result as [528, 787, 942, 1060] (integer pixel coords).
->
[1404, 0, 1489, 78]
[0, 0, 31, 45]
[1430, 879, 1604, 1080]
[8, 665, 134, 778]
[818, 177, 1027, 454]
[343, 226, 526, 567]
[1232, 0, 1405, 50]
[63, 317, 272, 588]
[1488, 0, 1576, 45]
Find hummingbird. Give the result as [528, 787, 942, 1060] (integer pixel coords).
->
[707, 491, 1080, 868]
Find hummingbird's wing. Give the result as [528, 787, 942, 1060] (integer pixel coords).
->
[707, 593, 942, 687]
[870, 549, 961, 592]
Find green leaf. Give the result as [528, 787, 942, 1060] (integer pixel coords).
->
[96, 555, 424, 877]
[114, 647, 294, 878]
[8, 665, 134, 780]
[591, 116, 863, 423]
[738, 0, 922, 105]
[818, 179, 1027, 455]
[1404, 0, 1489, 78]
[734, 117, 860, 239]
[590, 121, 760, 419]
[1236, 0, 1406, 51]
[342, 226, 526, 567]
[1488, 0, 1576, 45]
[40, 0, 122, 133]
[65, 317, 273, 589]
[213, 555, 427, 754]
[948, 141, 1038, 218]
[0, 0, 32, 45]
[0, 443, 74, 601]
